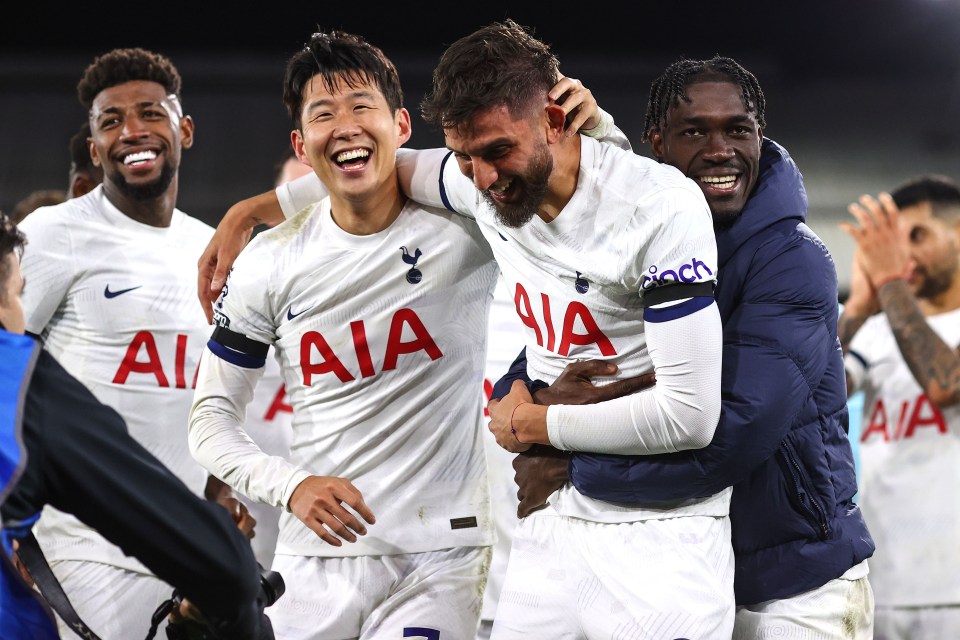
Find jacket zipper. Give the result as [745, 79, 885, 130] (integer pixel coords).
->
[781, 441, 830, 539]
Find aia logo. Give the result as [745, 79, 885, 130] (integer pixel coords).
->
[514, 282, 616, 357]
[861, 395, 947, 443]
[400, 246, 423, 284]
[300, 307, 442, 384]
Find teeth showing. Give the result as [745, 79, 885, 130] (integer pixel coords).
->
[488, 179, 512, 194]
[123, 150, 157, 166]
[336, 149, 370, 164]
[700, 175, 737, 188]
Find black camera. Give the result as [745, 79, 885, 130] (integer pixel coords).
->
[147, 565, 284, 640]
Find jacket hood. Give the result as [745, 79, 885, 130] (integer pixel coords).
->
[715, 138, 808, 267]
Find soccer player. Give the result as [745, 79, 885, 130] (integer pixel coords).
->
[840, 176, 960, 639]
[17, 48, 252, 637]
[505, 56, 876, 640]
[188, 31, 500, 639]
[198, 22, 732, 639]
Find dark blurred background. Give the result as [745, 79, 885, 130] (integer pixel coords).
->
[3, 0, 960, 293]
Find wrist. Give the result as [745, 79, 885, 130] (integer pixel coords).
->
[513, 403, 549, 444]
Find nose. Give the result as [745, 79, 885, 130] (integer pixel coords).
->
[332, 112, 362, 140]
[472, 158, 499, 192]
[702, 132, 734, 163]
[119, 115, 149, 141]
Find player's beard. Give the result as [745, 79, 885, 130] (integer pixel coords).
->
[915, 260, 958, 300]
[483, 140, 552, 229]
[108, 160, 177, 202]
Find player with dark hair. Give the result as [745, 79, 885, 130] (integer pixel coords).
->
[17, 47, 254, 637]
[841, 174, 960, 638]
[189, 30, 499, 639]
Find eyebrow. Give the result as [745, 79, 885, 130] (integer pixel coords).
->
[675, 114, 754, 126]
[305, 91, 378, 111]
[447, 136, 514, 157]
[94, 101, 168, 117]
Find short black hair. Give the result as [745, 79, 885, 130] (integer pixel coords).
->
[891, 175, 960, 222]
[0, 213, 26, 303]
[643, 56, 766, 141]
[421, 19, 559, 133]
[77, 48, 182, 110]
[283, 30, 403, 129]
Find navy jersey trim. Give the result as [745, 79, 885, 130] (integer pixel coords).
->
[643, 296, 714, 323]
[847, 349, 868, 371]
[208, 326, 268, 369]
[438, 151, 456, 213]
[641, 281, 714, 308]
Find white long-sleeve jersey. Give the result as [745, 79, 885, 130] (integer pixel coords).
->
[277, 136, 728, 524]
[190, 198, 498, 557]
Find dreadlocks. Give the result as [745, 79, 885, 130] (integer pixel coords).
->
[643, 56, 766, 141]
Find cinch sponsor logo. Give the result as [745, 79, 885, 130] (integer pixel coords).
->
[640, 258, 713, 290]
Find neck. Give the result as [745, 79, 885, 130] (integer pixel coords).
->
[536, 134, 581, 223]
[328, 176, 407, 235]
[101, 177, 177, 228]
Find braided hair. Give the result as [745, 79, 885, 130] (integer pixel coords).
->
[643, 56, 765, 141]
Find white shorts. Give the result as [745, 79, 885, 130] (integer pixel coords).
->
[50, 559, 171, 639]
[490, 509, 735, 639]
[733, 563, 874, 640]
[269, 545, 491, 640]
[874, 604, 960, 640]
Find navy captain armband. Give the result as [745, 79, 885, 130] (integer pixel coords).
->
[641, 281, 715, 323]
[208, 326, 269, 369]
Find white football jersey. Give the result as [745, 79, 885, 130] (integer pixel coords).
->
[19, 186, 212, 572]
[847, 308, 960, 607]
[191, 198, 498, 557]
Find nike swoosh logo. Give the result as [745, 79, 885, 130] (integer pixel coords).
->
[287, 306, 308, 321]
[104, 285, 142, 299]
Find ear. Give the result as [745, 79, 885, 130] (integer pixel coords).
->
[396, 107, 412, 148]
[544, 103, 566, 144]
[179, 115, 195, 150]
[87, 136, 101, 168]
[649, 128, 665, 160]
[291, 129, 312, 167]
[71, 175, 97, 199]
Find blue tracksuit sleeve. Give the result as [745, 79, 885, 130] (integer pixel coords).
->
[490, 348, 549, 401]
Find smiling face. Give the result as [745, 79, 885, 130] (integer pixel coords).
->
[88, 79, 192, 202]
[650, 81, 762, 225]
[445, 104, 554, 228]
[292, 73, 410, 208]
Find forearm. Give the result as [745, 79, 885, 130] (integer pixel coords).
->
[528, 300, 722, 454]
[838, 309, 869, 354]
[190, 352, 310, 508]
[879, 279, 960, 407]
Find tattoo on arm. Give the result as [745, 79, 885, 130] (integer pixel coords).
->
[879, 280, 960, 407]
